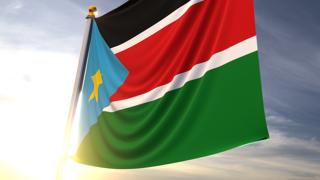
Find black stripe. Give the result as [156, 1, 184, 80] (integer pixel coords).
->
[96, 0, 190, 48]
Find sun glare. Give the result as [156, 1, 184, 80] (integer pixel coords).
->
[0, 49, 78, 179]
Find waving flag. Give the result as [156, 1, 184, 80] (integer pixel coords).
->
[74, 0, 269, 169]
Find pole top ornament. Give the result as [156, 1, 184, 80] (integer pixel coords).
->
[88, 6, 97, 17]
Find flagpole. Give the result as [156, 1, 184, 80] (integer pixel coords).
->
[56, 6, 97, 180]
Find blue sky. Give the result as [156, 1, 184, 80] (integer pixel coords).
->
[0, 0, 319, 179]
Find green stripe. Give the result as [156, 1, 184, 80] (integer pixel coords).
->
[75, 52, 269, 168]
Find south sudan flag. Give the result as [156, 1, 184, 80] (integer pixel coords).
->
[74, 0, 269, 169]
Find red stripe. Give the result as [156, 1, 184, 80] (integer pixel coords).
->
[111, 0, 256, 101]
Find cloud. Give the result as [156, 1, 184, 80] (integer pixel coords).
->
[0, 0, 86, 54]
[5, 1, 24, 12]
[254, 0, 320, 140]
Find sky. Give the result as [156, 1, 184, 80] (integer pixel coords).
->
[0, 0, 319, 179]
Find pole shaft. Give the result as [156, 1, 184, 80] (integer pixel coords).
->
[56, 17, 93, 180]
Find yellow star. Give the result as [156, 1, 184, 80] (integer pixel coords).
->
[89, 69, 103, 102]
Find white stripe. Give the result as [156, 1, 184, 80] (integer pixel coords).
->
[104, 36, 258, 112]
[111, 0, 204, 54]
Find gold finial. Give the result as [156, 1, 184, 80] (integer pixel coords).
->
[88, 6, 97, 17]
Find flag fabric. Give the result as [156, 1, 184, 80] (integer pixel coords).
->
[77, 22, 128, 146]
[74, 0, 269, 169]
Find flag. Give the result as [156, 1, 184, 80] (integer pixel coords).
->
[73, 0, 269, 169]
